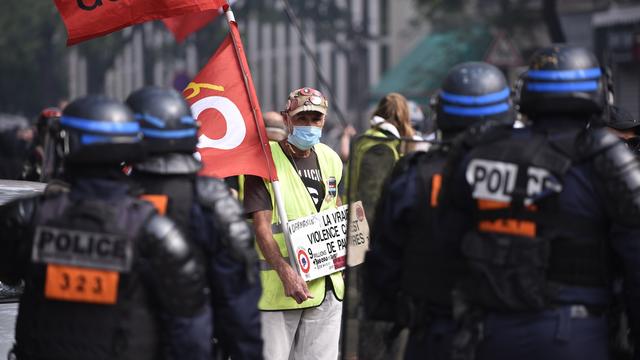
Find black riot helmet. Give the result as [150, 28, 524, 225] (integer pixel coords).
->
[518, 44, 606, 118]
[61, 95, 143, 165]
[126, 86, 198, 155]
[435, 61, 514, 135]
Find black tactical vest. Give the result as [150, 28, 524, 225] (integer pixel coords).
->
[14, 191, 159, 360]
[400, 147, 466, 309]
[458, 131, 609, 311]
[134, 173, 194, 240]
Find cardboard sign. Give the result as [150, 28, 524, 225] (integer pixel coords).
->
[288, 201, 369, 281]
[346, 201, 370, 267]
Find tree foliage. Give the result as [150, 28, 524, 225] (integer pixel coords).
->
[0, 1, 68, 117]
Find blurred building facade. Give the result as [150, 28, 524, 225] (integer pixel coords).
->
[243, 0, 428, 128]
[66, 22, 202, 101]
[64, 0, 640, 120]
[592, 3, 640, 119]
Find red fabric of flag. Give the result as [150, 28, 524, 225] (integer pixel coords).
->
[184, 21, 277, 181]
[54, 0, 227, 46]
[162, 10, 219, 43]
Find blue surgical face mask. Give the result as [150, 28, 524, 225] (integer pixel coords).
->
[288, 126, 322, 150]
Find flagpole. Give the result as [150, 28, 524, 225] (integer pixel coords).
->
[223, 4, 300, 274]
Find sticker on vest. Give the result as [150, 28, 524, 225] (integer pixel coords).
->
[466, 159, 562, 204]
[32, 226, 133, 272]
[45, 264, 119, 304]
[477, 199, 537, 237]
[326, 176, 337, 199]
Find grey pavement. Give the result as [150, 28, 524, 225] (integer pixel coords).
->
[0, 303, 17, 358]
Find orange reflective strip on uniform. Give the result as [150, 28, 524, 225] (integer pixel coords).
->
[140, 194, 169, 215]
[478, 219, 536, 237]
[477, 199, 508, 210]
[477, 199, 537, 211]
[477, 200, 537, 237]
[45, 264, 119, 304]
[430, 174, 442, 207]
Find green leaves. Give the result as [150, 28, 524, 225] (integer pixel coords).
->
[0, 1, 67, 116]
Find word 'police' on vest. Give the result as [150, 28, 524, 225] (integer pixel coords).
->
[288, 202, 369, 281]
[466, 159, 562, 204]
[32, 226, 133, 272]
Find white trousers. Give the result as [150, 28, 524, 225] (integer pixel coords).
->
[261, 291, 343, 360]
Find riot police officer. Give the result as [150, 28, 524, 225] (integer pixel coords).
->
[22, 107, 61, 181]
[0, 95, 210, 360]
[363, 62, 514, 360]
[443, 45, 640, 360]
[606, 105, 640, 156]
[126, 86, 263, 360]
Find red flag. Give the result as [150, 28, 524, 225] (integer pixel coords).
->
[162, 10, 219, 43]
[184, 21, 277, 181]
[54, 0, 227, 46]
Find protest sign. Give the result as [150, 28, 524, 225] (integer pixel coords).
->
[288, 201, 369, 281]
[347, 201, 369, 267]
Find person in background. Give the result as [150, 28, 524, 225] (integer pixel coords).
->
[22, 107, 62, 181]
[0, 114, 33, 180]
[338, 124, 357, 163]
[346, 92, 415, 223]
[343, 92, 415, 360]
[407, 100, 433, 152]
[264, 111, 288, 142]
[606, 105, 640, 156]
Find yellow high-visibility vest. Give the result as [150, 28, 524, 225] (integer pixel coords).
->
[258, 141, 345, 310]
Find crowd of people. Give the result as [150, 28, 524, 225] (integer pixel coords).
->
[0, 42, 639, 360]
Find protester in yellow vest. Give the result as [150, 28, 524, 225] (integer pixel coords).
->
[243, 87, 344, 360]
[347, 92, 414, 223]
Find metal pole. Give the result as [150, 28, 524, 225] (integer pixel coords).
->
[272, 180, 300, 274]
[223, 5, 299, 273]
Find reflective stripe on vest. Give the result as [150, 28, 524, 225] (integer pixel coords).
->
[257, 142, 345, 310]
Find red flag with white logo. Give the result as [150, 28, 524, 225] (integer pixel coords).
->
[183, 21, 277, 181]
[54, 0, 226, 46]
